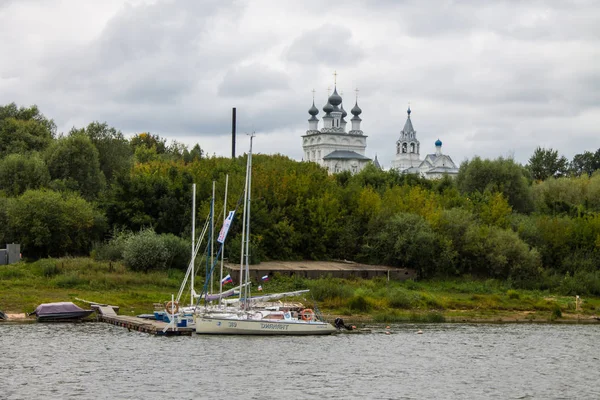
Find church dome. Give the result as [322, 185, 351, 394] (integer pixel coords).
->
[351, 101, 362, 116]
[323, 101, 333, 114]
[328, 87, 342, 106]
[341, 104, 347, 118]
[435, 138, 442, 147]
[308, 101, 319, 116]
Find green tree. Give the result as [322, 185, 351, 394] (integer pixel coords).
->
[73, 122, 132, 182]
[457, 156, 534, 213]
[570, 150, 600, 177]
[4, 189, 106, 258]
[527, 146, 569, 180]
[365, 212, 447, 278]
[0, 103, 55, 156]
[45, 134, 105, 199]
[0, 153, 50, 196]
[130, 132, 167, 153]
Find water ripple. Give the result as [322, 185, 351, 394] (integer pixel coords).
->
[1, 323, 599, 399]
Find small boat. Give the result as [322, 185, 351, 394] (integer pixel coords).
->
[0, 310, 7, 321]
[29, 302, 93, 322]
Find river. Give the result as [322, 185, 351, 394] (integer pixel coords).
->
[1, 322, 599, 399]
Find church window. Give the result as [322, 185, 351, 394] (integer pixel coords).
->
[402, 143, 407, 153]
[312, 151, 315, 160]
[318, 150, 321, 159]
[410, 143, 415, 153]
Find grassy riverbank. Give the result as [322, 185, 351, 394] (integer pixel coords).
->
[1, 258, 599, 323]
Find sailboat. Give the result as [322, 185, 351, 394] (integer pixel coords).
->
[195, 135, 336, 335]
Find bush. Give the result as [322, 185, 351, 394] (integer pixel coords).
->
[123, 229, 169, 272]
[348, 295, 370, 312]
[307, 278, 353, 301]
[506, 289, 520, 299]
[162, 233, 190, 270]
[92, 230, 133, 261]
[388, 288, 414, 309]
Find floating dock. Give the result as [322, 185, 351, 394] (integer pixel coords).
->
[95, 305, 193, 336]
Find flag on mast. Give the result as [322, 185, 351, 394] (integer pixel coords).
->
[261, 275, 269, 281]
[221, 274, 233, 286]
[217, 211, 236, 244]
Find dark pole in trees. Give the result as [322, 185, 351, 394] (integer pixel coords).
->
[232, 107, 236, 158]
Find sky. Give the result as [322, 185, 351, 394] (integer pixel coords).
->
[1, 0, 599, 168]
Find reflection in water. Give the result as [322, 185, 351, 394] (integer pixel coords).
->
[1, 323, 599, 399]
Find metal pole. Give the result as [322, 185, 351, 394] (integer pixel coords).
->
[191, 183, 196, 307]
[232, 108, 236, 158]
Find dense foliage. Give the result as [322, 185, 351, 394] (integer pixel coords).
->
[1, 102, 600, 294]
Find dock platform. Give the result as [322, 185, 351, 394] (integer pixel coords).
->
[96, 307, 193, 336]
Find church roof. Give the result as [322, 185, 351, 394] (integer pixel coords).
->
[373, 154, 381, 169]
[323, 150, 371, 161]
[402, 106, 415, 134]
[403, 116, 414, 134]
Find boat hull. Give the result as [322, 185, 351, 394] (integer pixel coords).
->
[196, 316, 336, 335]
[35, 311, 94, 322]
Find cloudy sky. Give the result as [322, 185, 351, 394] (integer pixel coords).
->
[1, 0, 599, 168]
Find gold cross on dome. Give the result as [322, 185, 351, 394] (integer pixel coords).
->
[333, 70, 337, 85]
[355, 88, 359, 100]
[311, 89, 316, 101]
[327, 86, 331, 96]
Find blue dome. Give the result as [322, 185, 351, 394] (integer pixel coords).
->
[435, 139, 442, 147]
[308, 101, 319, 116]
[323, 101, 333, 114]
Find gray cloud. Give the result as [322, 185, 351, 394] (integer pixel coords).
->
[218, 64, 289, 97]
[286, 24, 364, 66]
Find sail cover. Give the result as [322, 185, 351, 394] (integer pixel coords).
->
[33, 302, 86, 316]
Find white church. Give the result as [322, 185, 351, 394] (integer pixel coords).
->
[302, 86, 371, 174]
[301, 79, 457, 178]
[391, 106, 459, 179]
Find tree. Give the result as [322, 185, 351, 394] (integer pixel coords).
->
[45, 134, 105, 200]
[570, 150, 600, 177]
[4, 189, 106, 258]
[0, 103, 55, 156]
[365, 212, 448, 278]
[527, 146, 569, 180]
[130, 132, 167, 153]
[73, 122, 132, 182]
[457, 156, 534, 213]
[0, 153, 50, 196]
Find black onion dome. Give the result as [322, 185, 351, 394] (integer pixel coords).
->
[308, 101, 319, 116]
[323, 101, 334, 114]
[351, 101, 362, 116]
[328, 87, 342, 106]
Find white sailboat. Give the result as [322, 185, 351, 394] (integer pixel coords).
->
[195, 135, 336, 335]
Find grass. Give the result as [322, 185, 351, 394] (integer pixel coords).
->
[1, 258, 599, 322]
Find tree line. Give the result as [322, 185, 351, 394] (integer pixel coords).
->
[1, 102, 599, 294]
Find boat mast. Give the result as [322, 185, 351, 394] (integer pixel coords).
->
[210, 181, 216, 295]
[244, 134, 254, 305]
[190, 183, 196, 307]
[219, 174, 229, 306]
[238, 142, 251, 304]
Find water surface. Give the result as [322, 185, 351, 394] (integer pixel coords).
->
[1, 322, 599, 399]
